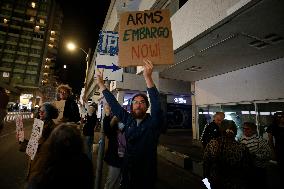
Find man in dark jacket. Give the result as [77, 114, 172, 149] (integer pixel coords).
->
[97, 59, 164, 189]
[83, 104, 97, 161]
[200, 112, 225, 148]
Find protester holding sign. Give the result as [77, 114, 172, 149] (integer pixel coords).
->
[20, 102, 58, 185]
[97, 59, 164, 189]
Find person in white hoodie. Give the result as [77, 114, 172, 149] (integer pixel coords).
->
[239, 122, 271, 189]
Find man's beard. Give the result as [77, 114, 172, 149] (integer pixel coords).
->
[131, 109, 146, 119]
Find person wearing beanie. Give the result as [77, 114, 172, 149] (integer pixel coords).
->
[96, 59, 164, 189]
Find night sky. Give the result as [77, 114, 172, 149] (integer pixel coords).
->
[55, 0, 111, 95]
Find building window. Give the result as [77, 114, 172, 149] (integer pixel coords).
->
[31, 2, 36, 8]
[2, 9, 12, 16]
[2, 62, 12, 68]
[34, 25, 40, 32]
[198, 101, 284, 140]
[2, 72, 10, 78]
[39, 19, 45, 24]
[3, 18, 9, 24]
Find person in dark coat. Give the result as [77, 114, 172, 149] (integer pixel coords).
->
[28, 123, 94, 189]
[200, 112, 225, 148]
[97, 59, 164, 189]
[103, 103, 126, 189]
[83, 103, 97, 161]
[56, 84, 80, 123]
[267, 111, 284, 178]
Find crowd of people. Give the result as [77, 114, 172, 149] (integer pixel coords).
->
[201, 111, 284, 189]
[1, 58, 283, 189]
[12, 59, 164, 189]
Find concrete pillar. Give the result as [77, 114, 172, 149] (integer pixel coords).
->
[191, 81, 198, 140]
[116, 90, 125, 105]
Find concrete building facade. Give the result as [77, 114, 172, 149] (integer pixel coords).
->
[85, 0, 284, 139]
[0, 0, 63, 103]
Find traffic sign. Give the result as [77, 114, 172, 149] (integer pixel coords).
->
[95, 54, 123, 81]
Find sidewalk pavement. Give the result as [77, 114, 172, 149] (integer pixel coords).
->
[92, 129, 206, 189]
[158, 129, 204, 177]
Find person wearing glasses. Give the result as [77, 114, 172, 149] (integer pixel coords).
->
[96, 59, 164, 189]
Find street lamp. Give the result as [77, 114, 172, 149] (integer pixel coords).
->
[66, 42, 92, 89]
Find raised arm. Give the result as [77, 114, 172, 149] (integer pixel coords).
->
[143, 59, 155, 88]
[143, 59, 163, 124]
[96, 69, 130, 124]
[96, 69, 107, 92]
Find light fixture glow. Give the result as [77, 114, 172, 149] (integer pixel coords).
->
[31, 2, 36, 8]
[66, 42, 76, 51]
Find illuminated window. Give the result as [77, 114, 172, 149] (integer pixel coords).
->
[48, 44, 54, 48]
[44, 65, 48, 68]
[35, 25, 40, 31]
[4, 18, 8, 24]
[30, 17, 34, 22]
[50, 37, 55, 42]
[31, 2, 36, 8]
[3, 72, 10, 78]
[51, 31, 55, 35]
[39, 19, 45, 24]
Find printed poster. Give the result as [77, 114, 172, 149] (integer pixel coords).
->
[26, 118, 44, 160]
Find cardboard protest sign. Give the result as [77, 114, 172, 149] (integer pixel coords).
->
[15, 114, 24, 142]
[118, 9, 174, 67]
[26, 118, 44, 160]
[52, 100, 65, 125]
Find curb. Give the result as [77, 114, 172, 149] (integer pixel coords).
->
[157, 145, 203, 177]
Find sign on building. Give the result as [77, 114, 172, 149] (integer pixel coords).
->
[96, 54, 123, 81]
[118, 9, 174, 67]
[98, 31, 119, 56]
[96, 31, 123, 81]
